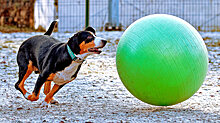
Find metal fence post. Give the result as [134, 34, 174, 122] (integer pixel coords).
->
[105, 0, 121, 31]
[108, 0, 112, 25]
[85, 0, 89, 28]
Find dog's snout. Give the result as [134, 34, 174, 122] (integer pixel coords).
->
[102, 40, 107, 44]
[101, 40, 107, 46]
[94, 37, 107, 47]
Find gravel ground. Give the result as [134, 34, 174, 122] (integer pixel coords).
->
[0, 32, 219, 122]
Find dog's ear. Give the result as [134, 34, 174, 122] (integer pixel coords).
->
[67, 35, 81, 54]
[85, 26, 96, 35]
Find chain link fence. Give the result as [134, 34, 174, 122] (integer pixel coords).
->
[0, 0, 220, 32]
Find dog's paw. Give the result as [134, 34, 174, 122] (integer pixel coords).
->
[27, 93, 39, 101]
[24, 92, 31, 99]
[50, 98, 59, 104]
[40, 101, 51, 108]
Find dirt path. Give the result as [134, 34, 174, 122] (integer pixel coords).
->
[0, 32, 219, 122]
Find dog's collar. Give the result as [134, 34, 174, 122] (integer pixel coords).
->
[67, 45, 84, 63]
[67, 45, 77, 60]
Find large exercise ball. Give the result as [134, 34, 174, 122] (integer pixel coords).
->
[116, 14, 208, 106]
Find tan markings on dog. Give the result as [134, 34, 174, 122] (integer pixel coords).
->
[79, 40, 95, 54]
[28, 61, 39, 72]
[44, 81, 51, 95]
[44, 84, 60, 103]
[47, 73, 55, 81]
[27, 90, 41, 101]
[19, 61, 38, 95]
[44, 81, 56, 102]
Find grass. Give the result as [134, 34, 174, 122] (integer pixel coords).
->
[0, 25, 58, 33]
[0, 25, 37, 33]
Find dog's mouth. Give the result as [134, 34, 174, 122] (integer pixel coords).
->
[88, 39, 107, 54]
[88, 47, 103, 54]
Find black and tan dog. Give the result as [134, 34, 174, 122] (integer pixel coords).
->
[15, 20, 107, 106]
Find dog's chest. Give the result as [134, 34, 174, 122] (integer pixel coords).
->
[53, 61, 80, 85]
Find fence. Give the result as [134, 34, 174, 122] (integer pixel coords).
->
[58, 0, 220, 32]
[1, 0, 220, 32]
[119, 0, 220, 32]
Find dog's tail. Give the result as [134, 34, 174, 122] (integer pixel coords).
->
[44, 19, 59, 36]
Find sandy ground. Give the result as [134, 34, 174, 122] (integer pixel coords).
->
[0, 32, 219, 122]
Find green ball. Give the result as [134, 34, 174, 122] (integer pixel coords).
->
[116, 14, 208, 106]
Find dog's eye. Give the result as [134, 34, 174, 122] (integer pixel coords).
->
[85, 39, 92, 43]
[85, 36, 94, 43]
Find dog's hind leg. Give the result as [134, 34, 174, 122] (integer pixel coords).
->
[15, 61, 33, 97]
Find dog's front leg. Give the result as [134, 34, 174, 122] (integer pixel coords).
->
[26, 72, 50, 101]
[44, 84, 65, 104]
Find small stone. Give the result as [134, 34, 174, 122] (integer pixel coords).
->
[17, 107, 23, 110]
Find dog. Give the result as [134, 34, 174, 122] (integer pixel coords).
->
[15, 20, 107, 106]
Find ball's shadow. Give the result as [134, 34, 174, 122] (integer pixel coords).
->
[125, 105, 219, 119]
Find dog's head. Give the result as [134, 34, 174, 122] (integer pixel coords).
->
[67, 27, 107, 55]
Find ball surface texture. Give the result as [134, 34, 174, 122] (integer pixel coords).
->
[116, 14, 208, 106]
